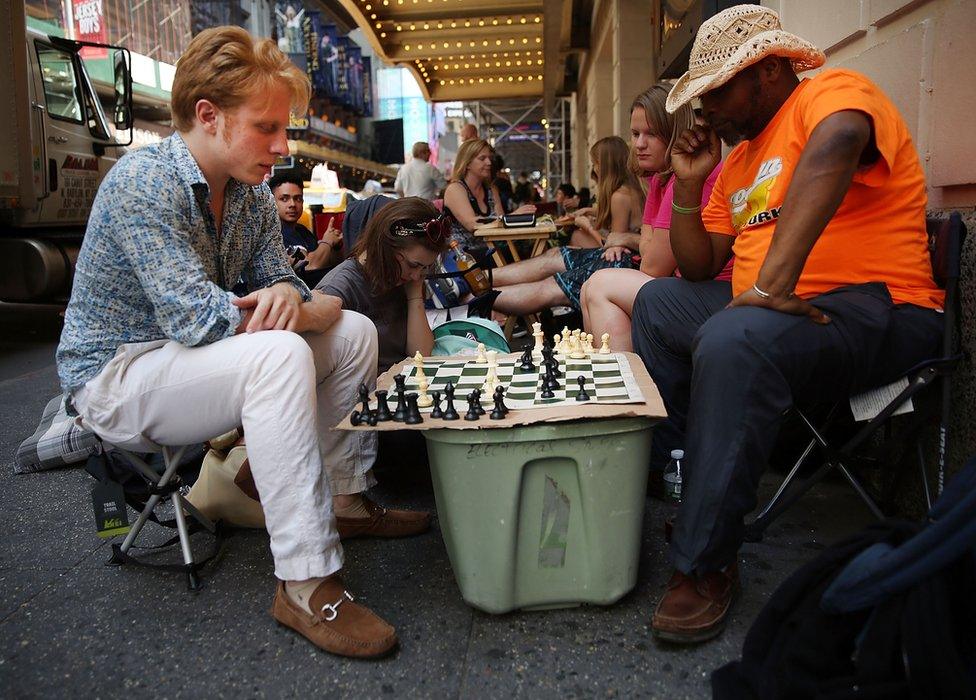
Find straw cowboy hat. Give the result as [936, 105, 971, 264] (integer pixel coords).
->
[666, 4, 825, 113]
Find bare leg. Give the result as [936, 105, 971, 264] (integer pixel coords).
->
[580, 268, 654, 352]
[570, 228, 602, 248]
[491, 247, 566, 286]
[493, 277, 568, 315]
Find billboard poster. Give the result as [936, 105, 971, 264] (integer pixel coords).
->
[335, 36, 350, 107]
[72, 0, 108, 58]
[361, 56, 373, 117]
[302, 8, 320, 88]
[274, 2, 306, 54]
[347, 46, 363, 112]
[318, 23, 340, 98]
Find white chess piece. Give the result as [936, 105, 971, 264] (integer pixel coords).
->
[482, 350, 499, 393]
[476, 342, 487, 363]
[552, 333, 562, 354]
[413, 351, 426, 381]
[583, 333, 594, 355]
[416, 376, 433, 407]
[561, 327, 571, 350]
[532, 322, 544, 359]
[570, 332, 585, 359]
[599, 333, 611, 354]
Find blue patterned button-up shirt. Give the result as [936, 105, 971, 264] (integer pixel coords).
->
[57, 132, 310, 393]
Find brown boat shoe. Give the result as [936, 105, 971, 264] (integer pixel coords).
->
[271, 575, 398, 658]
[335, 496, 431, 540]
[651, 563, 739, 644]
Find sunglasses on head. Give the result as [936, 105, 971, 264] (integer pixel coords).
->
[392, 215, 451, 244]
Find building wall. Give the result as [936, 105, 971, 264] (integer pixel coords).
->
[770, 0, 976, 488]
[573, 0, 656, 189]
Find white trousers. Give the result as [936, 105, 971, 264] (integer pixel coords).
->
[73, 310, 379, 581]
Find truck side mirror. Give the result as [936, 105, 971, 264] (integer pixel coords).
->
[113, 49, 133, 131]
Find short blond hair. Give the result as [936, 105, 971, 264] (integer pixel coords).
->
[170, 26, 311, 132]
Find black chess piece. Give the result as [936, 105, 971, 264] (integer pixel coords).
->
[518, 342, 535, 373]
[392, 378, 407, 422]
[490, 387, 508, 420]
[575, 375, 591, 402]
[442, 382, 460, 420]
[358, 383, 370, 414]
[374, 390, 393, 421]
[430, 391, 443, 419]
[472, 388, 486, 415]
[349, 409, 362, 426]
[367, 410, 379, 426]
[549, 354, 563, 378]
[394, 374, 407, 392]
[404, 393, 423, 424]
[540, 382, 555, 399]
[464, 392, 481, 421]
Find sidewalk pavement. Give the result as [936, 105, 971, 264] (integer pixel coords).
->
[0, 328, 872, 698]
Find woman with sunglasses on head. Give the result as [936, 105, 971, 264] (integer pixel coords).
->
[444, 139, 536, 252]
[316, 197, 450, 373]
[579, 84, 732, 352]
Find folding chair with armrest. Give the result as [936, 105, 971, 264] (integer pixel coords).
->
[744, 213, 967, 542]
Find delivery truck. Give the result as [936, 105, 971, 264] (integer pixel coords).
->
[0, 2, 132, 307]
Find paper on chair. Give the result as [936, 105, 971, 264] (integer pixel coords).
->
[849, 377, 913, 422]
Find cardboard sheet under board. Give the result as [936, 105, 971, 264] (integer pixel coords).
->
[336, 351, 667, 431]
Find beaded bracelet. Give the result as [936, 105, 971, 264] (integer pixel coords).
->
[671, 202, 701, 215]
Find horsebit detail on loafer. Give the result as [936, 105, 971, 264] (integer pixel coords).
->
[320, 591, 354, 621]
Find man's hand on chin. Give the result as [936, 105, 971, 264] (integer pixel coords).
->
[233, 282, 303, 333]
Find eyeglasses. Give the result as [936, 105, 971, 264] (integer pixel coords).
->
[392, 215, 452, 244]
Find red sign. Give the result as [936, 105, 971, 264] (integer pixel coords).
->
[73, 0, 108, 58]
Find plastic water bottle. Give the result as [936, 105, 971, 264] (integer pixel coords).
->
[663, 449, 683, 541]
[663, 449, 684, 503]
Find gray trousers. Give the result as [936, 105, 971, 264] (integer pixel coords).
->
[631, 279, 943, 575]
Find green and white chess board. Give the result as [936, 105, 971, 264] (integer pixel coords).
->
[393, 352, 645, 411]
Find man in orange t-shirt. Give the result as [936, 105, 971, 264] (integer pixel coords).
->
[630, 5, 943, 644]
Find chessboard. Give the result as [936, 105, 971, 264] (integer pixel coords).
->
[393, 352, 644, 411]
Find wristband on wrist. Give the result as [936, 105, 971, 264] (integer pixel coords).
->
[671, 202, 701, 215]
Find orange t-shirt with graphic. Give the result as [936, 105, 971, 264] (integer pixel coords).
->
[701, 69, 942, 309]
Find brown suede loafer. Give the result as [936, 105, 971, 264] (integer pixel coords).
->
[271, 576, 398, 658]
[335, 497, 431, 540]
[651, 563, 739, 644]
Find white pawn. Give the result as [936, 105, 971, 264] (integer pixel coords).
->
[417, 376, 433, 407]
[476, 342, 487, 364]
[413, 351, 426, 381]
[561, 327, 571, 350]
[552, 333, 562, 354]
[599, 333, 611, 354]
[583, 333, 594, 355]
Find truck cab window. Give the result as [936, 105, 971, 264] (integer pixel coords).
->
[36, 46, 83, 123]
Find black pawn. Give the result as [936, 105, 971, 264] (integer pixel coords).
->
[464, 393, 481, 421]
[349, 409, 362, 426]
[472, 388, 486, 415]
[442, 382, 460, 421]
[374, 390, 393, 422]
[575, 376, 591, 402]
[359, 383, 370, 414]
[404, 393, 423, 424]
[430, 391, 443, 419]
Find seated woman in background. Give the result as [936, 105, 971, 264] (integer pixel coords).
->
[488, 135, 645, 316]
[317, 197, 450, 374]
[580, 83, 731, 352]
[443, 139, 535, 252]
[570, 136, 644, 248]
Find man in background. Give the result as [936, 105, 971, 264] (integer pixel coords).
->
[268, 172, 341, 287]
[393, 142, 446, 201]
[460, 122, 478, 142]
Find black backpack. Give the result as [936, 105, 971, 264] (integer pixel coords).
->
[713, 459, 976, 699]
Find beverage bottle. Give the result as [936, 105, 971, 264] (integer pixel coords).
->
[662, 449, 683, 542]
[450, 240, 490, 295]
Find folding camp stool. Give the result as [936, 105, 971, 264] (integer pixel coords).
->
[99, 441, 218, 591]
[744, 213, 968, 542]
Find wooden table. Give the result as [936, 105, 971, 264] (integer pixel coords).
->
[473, 219, 558, 267]
[473, 220, 559, 341]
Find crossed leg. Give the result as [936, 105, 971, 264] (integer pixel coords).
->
[580, 268, 655, 352]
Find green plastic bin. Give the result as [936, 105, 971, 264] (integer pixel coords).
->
[424, 416, 655, 613]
